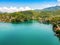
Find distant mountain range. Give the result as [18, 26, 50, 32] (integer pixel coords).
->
[0, 6, 60, 13]
[34, 6, 60, 15]
[42, 6, 60, 11]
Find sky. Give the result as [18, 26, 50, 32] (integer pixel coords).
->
[0, 0, 59, 12]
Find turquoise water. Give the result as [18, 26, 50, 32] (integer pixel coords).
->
[0, 21, 60, 45]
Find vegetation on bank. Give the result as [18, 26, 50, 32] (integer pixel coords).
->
[0, 11, 39, 23]
[0, 10, 60, 34]
[0, 10, 60, 23]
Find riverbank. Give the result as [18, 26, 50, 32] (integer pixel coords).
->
[0, 10, 60, 23]
[0, 10, 60, 34]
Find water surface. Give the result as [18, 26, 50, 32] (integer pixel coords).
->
[0, 21, 60, 45]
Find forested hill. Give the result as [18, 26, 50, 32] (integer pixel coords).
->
[0, 6, 60, 23]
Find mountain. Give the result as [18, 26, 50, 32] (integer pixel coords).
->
[42, 6, 60, 11]
[0, 6, 60, 13]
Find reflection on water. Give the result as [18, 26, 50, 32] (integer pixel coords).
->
[56, 35, 60, 41]
[52, 25, 60, 41]
[0, 21, 60, 45]
[52, 31, 60, 41]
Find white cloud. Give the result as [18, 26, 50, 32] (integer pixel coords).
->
[38, 3, 56, 9]
[0, 6, 33, 13]
[57, 0, 60, 1]
[57, 0, 60, 6]
[18, 7, 32, 11]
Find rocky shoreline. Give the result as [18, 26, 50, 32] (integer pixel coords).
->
[53, 22, 60, 35]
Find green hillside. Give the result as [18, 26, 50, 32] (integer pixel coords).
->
[0, 7, 60, 23]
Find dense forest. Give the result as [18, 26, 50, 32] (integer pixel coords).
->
[0, 10, 60, 24]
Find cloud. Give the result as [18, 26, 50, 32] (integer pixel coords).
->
[0, 6, 33, 13]
[57, 0, 60, 1]
[38, 3, 56, 9]
[57, 0, 60, 6]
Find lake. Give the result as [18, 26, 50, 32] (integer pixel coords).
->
[0, 21, 60, 45]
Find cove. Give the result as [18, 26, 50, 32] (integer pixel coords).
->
[0, 21, 60, 45]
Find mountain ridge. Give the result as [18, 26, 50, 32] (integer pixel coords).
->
[42, 6, 60, 11]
